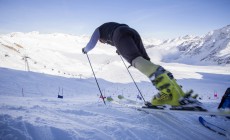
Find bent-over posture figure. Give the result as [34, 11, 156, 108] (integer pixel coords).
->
[82, 22, 190, 106]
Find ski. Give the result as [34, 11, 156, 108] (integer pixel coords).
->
[139, 106, 230, 117]
[199, 116, 228, 137]
[113, 96, 230, 117]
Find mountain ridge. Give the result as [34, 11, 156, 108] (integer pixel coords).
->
[0, 24, 229, 76]
[146, 25, 230, 65]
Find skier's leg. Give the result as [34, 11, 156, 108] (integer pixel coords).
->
[113, 26, 150, 63]
[131, 56, 159, 77]
[115, 35, 142, 64]
[113, 26, 186, 106]
[130, 28, 150, 61]
[132, 56, 185, 106]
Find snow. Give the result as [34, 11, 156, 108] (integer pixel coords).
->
[0, 26, 230, 140]
[146, 25, 230, 65]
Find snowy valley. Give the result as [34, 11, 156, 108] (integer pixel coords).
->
[0, 25, 230, 140]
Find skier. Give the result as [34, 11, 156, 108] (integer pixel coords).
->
[82, 22, 191, 106]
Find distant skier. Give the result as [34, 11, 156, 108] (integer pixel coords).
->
[82, 22, 192, 106]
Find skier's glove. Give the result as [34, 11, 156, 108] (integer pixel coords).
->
[82, 48, 87, 54]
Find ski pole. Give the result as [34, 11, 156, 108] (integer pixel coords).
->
[119, 55, 146, 103]
[86, 53, 106, 105]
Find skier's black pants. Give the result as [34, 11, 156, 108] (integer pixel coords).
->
[112, 26, 150, 64]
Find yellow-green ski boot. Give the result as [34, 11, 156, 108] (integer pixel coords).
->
[150, 67, 185, 106]
[131, 56, 187, 106]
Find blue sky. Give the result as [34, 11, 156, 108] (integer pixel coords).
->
[0, 0, 230, 39]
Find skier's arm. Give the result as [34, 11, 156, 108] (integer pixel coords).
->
[83, 28, 100, 53]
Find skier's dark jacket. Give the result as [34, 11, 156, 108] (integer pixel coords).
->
[98, 22, 128, 46]
[84, 22, 128, 53]
[84, 22, 150, 63]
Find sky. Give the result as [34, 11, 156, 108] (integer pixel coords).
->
[0, 0, 230, 39]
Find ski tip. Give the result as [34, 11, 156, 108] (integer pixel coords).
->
[198, 116, 205, 124]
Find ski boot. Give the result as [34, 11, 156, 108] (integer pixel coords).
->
[132, 56, 186, 106]
[149, 66, 184, 106]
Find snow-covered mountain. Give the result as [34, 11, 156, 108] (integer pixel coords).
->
[1, 25, 230, 76]
[0, 25, 230, 95]
[146, 25, 230, 65]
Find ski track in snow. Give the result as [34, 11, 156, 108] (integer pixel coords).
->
[0, 96, 229, 140]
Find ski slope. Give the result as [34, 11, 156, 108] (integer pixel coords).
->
[0, 29, 230, 140]
[1, 95, 229, 140]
